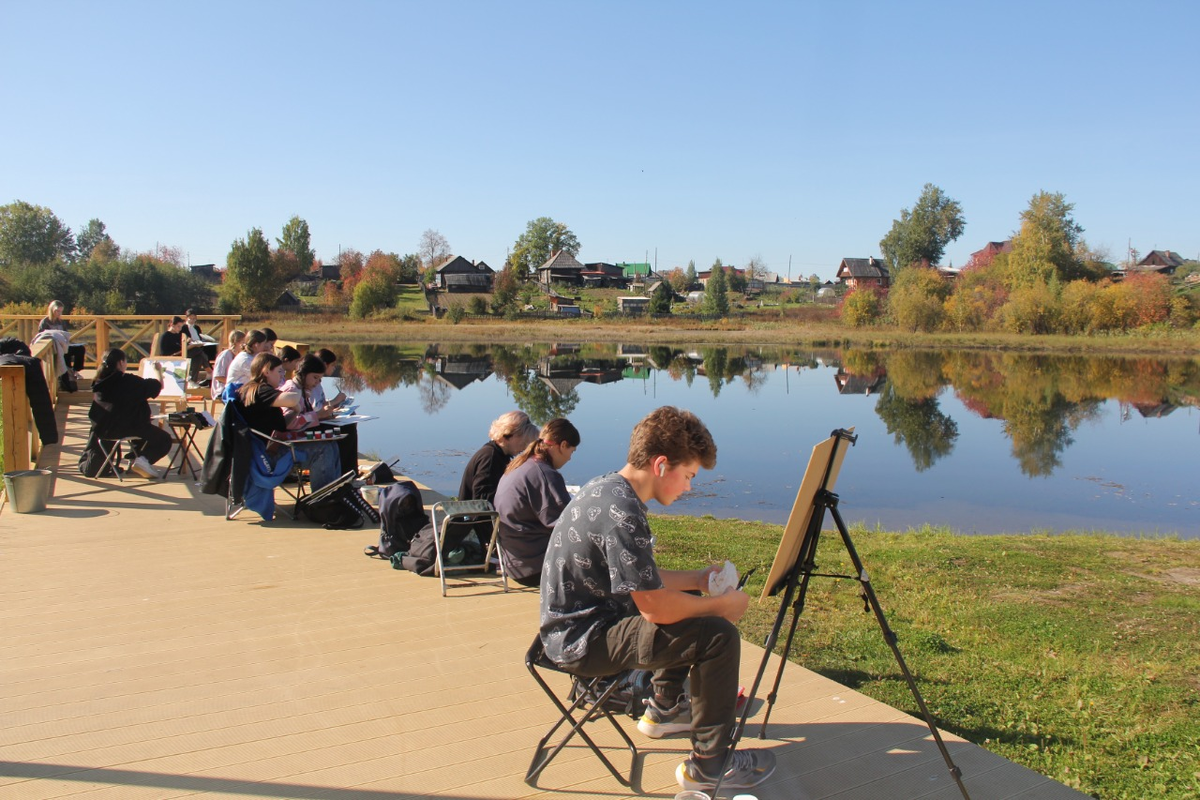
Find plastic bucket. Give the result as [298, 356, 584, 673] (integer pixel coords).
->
[4, 469, 54, 513]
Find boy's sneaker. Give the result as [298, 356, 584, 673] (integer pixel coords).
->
[637, 694, 692, 738]
[130, 456, 162, 480]
[676, 749, 777, 792]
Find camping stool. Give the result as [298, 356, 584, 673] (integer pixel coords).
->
[96, 436, 146, 482]
[428, 499, 503, 597]
[524, 635, 639, 789]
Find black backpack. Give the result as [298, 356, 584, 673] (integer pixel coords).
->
[298, 472, 381, 530]
[375, 481, 428, 556]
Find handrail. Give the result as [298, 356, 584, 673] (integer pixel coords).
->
[0, 315, 242, 368]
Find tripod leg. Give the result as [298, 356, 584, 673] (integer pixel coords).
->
[828, 504, 972, 800]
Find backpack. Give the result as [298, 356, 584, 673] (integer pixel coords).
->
[298, 473, 381, 530]
[570, 669, 655, 719]
[375, 481, 428, 557]
[396, 521, 483, 577]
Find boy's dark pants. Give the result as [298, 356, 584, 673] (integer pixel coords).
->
[562, 614, 740, 759]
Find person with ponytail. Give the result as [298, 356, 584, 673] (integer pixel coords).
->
[89, 348, 171, 479]
[225, 329, 270, 388]
[234, 351, 341, 491]
[493, 418, 580, 587]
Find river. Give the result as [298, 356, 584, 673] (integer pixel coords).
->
[323, 342, 1198, 538]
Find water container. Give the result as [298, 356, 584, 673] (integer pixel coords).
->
[4, 468, 54, 513]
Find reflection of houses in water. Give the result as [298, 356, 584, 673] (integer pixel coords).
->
[834, 368, 887, 395]
[426, 353, 493, 390]
[1127, 401, 1176, 419]
[536, 356, 626, 395]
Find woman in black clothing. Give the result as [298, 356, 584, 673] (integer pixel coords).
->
[90, 348, 171, 479]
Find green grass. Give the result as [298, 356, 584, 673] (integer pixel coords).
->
[650, 516, 1200, 799]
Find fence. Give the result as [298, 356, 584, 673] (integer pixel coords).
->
[0, 314, 242, 369]
[0, 337, 58, 474]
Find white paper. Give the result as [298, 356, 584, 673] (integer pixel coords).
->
[708, 560, 739, 596]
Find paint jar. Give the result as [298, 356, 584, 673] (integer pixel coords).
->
[674, 792, 710, 800]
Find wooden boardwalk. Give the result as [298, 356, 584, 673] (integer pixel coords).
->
[0, 395, 1087, 800]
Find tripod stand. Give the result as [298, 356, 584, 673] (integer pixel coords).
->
[716, 429, 971, 799]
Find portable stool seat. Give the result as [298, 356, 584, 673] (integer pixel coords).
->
[524, 635, 639, 788]
[96, 436, 147, 482]
[428, 499, 503, 596]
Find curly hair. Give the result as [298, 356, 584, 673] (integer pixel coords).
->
[626, 406, 716, 470]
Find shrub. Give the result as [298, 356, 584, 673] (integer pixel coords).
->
[447, 304, 465, 324]
[887, 268, 949, 332]
[839, 286, 883, 327]
[998, 281, 1060, 334]
[468, 296, 489, 316]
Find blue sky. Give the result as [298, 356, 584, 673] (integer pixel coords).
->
[3, 0, 1196, 279]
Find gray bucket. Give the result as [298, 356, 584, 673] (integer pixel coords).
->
[4, 469, 54, 513]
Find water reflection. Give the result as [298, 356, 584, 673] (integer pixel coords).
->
[330, 342, 1200, 481]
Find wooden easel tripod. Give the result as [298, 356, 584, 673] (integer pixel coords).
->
[716, 429, 971, 799]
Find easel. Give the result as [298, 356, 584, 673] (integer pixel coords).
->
[715, 428, 971, 799]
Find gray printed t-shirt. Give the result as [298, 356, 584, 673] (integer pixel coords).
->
[539, 472, 663, 665]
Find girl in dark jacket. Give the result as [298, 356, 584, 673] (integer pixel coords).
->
[90, 348, 171, 479]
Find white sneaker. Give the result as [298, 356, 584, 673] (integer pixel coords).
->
[130, 456, 162, 480]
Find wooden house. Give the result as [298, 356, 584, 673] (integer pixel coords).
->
[835, 257, 890, 290]
[536, 250, 585, 287]
[435, 256, 494, 292]
[581, 262, 628, 288]
[1135, 250, 1188, 275]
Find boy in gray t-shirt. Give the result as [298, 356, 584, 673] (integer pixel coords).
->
[538, 406, 775, 794]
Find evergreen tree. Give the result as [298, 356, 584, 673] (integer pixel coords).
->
[703, 262, 729, 316]
[649, 280, 672, 314]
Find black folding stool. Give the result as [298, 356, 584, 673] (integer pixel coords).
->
[524, 635, 639, 788]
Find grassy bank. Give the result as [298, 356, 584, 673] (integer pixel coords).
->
[648, 518, 1199, 799]
[256, 311, 1200, 356]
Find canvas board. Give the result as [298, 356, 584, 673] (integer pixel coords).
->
[141, 358, 189, 397]
[761, 427, 854, 600]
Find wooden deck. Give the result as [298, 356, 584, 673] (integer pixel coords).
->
[0, 395, 1088, 800]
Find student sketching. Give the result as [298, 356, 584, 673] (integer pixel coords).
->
[156, 315, 211, 385]
[182, 308, 218, 362]
[493, 418, 580, 587]
[35, 300, 86, 392]
[89, 348, 171, 480]
[280, 354, 337, 430]
[457, 410, 538, 549]
[539, 406, 775, 795]
[210, 329, 245, 400]
[234, 352, 341, 491]
[225, 329, 270, 389]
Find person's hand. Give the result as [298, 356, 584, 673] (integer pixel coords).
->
[698, 562, 723, 593]
[718, 589, 750, 623]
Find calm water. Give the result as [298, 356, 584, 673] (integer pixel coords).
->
[326, 343, 1198, 538]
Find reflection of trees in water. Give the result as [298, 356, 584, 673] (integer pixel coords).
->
[882, 350, 946, 400]
[417, 363, 453, 414]
[509, 370, 580, 425]
[702, 348, 727, 397]
[874, 382, 958, 471]
[1003, 397, 1101, 477]
[341, 344, 423, 393]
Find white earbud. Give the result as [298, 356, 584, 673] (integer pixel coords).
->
[658, 463, 666, 477]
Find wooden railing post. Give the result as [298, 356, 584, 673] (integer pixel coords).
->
[1, 364, 32, 473]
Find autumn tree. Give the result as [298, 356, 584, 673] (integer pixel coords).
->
[508, 217, 580, 278]
[666, 267, 690, 294]
[277, 216, 315, 274]
[1001, 191, 1101, 290]
[887, 265, 950, 331]
[840, 286, 884, 327]
[879, 183, 966, 273]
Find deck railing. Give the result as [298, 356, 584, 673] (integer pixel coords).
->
[0, 337, 58, 473]
[0, 314, 242, 368]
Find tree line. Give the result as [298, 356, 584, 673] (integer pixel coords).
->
[845, 186, 1199, 334]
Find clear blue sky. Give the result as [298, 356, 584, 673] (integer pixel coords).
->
[3, 0, 1197, 279]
